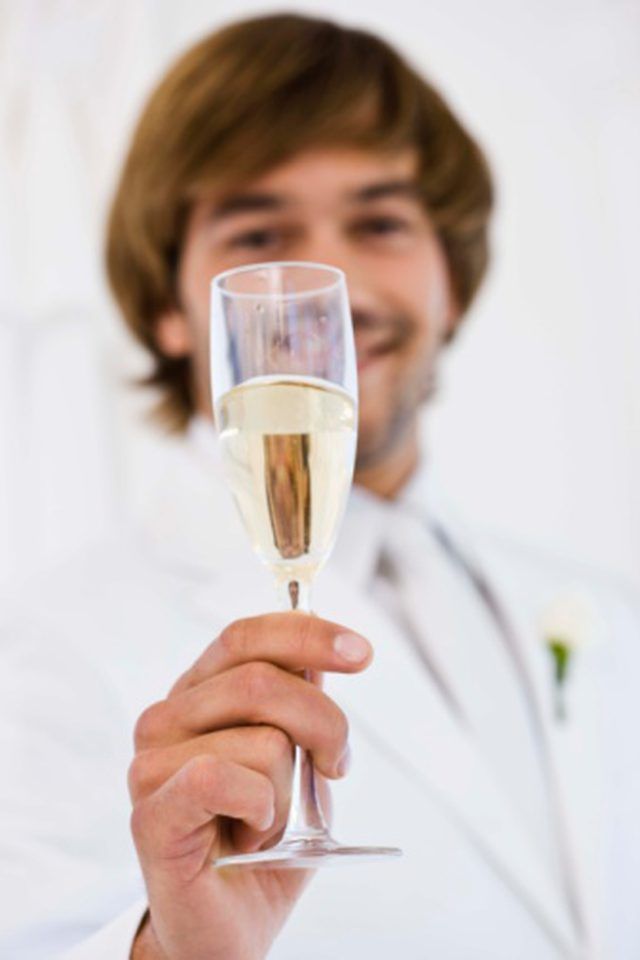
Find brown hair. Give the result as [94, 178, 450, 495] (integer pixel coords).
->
[106, 13, 493, 432]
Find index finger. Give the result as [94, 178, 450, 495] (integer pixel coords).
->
[170, 614, 373, 696]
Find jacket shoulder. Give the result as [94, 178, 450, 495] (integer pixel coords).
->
[0, 528, 209, 714]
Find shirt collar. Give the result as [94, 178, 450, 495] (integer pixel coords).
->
[332, 454, 439, 592]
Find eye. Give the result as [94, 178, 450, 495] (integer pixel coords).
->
[228, 228, 283, 251]
[354, 216, 410, 237]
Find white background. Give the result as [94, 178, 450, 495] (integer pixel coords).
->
[0, 0, 638, 591]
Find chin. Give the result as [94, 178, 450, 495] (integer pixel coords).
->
[355, 427, 390, 472]
[355, 402, 418, 472]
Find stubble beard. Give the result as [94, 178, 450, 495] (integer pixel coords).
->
[354, 360, 437, 473]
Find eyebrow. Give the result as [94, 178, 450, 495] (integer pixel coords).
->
[212, 193, 286, 218]
[211, 178, 422, 221]
[352, 178, 421, 202]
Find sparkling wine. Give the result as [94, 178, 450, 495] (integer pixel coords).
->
[216, 375, 356, 583]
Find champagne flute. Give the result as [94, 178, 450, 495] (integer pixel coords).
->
[210, 261, 401, 868]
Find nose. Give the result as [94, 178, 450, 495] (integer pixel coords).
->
[292, 230, 379, 320]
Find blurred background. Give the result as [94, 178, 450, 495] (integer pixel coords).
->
[0, 0, 638, 592]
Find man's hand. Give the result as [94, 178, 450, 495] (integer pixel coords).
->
[129, 613, 373, 960]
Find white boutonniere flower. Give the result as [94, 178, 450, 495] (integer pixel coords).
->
[540, 587, 606, 721]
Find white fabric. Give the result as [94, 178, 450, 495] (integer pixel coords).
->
[0, 0, 157, 589]
[64, 900, 148, 960]
[376, 506, 565, 902]
[1, 420, 639, 958]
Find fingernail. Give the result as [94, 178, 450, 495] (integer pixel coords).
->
[334, 632, 371, 663]
[336, 745, 351, 778]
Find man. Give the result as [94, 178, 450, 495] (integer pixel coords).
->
[1, 13, 639, 960]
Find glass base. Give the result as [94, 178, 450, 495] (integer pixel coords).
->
[213, 836, 402, 870]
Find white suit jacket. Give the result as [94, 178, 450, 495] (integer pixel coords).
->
[1, 426, 638, 959]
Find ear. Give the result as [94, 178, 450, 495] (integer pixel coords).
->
[155, 309, 192, 358]
[441, 272, 463, 344]
[444, 302, 463, 343]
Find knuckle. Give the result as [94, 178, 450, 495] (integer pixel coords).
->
[168, 665, 197, 696]
[184, 753, 221, 796]
[218, 618, 252, 660]
[238, 660, 279, 703]
[259, 725, 293, 767]
[133, 701, 167, 749]
[127, 751, 154, 800]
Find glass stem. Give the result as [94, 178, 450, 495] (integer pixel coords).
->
[276, 578, 332, 844]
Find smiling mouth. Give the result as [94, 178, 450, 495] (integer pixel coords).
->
[353, 312, 412, 373]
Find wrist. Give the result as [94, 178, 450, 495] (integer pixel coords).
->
[131, 911, 169, 960]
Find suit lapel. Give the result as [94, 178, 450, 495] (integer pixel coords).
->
[320, 559, 583, 958]
[471, 539, 606, 957]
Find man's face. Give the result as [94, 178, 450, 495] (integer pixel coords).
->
[158, 147, 456, 474]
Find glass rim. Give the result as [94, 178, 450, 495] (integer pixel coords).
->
[211, 260, 345, 301]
